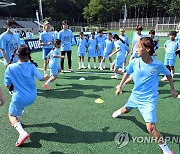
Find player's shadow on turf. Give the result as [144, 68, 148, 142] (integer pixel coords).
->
[22, 123, 118, 148]
[37, 89, 100, 99]
[119, 116, 180, 146]
[56, 83, 113, 92]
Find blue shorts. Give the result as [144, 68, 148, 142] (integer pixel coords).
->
[113, 59, 123, 69]
[164, 58, 176, 66]
[9, 92, 36, 116]
[125, 96, 157, 123]
[88, 50, 96, 58]
[50, 66, 60, 76]
[97, 48, 103, 57]
[43, 48, 51, 60]
[78, 53, 85, 57]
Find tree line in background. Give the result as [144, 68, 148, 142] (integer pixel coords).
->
[0, 0, 179, 23]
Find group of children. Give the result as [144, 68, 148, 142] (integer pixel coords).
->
[0, 20, 180, 153]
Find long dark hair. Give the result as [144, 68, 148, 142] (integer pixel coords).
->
[112, 34, 125, 44]
[9, 45, 38, 67]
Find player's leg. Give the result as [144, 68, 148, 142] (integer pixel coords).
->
[81, 56, 86, 69]
[88, 57, 91, 69]
[146, 123, 173, 154]
[61, 51, 66, 72]
[78, 56, 81, 70]
[93, 57, 96, 69]
[112, 106, 131, 118]
[109, 56, 113, 71]
[67, 50, 72, 71]
[8, 101, 30, 147]
[43, 48, 51, 75]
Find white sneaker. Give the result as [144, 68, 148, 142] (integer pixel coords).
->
[81, 66, 86, 69]
[161, 76, 168, 81]
[78, 67, 81, 70]
[88, 66, 91, 69]
[112, 109, 122, 118]
[94, 66, 96, 69]
[16, 131, 30, 147]
[111, 75, 119, 79]
[103, 66, 106, 69]
[99, 67, 103, 70]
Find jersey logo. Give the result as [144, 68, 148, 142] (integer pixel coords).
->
[151, 68, 157, 74]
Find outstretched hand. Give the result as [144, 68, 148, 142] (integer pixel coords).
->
[116, 85, 123, 96]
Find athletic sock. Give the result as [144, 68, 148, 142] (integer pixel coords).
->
[82, 62, 85, 67]
[14, 122, 25, 135]
[94, 63, 96, 68]
[45, 79, 51, 85]
[78, 62, 81, 68]
[44, 70, 47, 74]
[158, 143, 172, 154]
[171, 73, 174, 78]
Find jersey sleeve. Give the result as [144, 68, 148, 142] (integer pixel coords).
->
[125, 59, 134, 74]
[164, 41, 168, 47]
[158, 62, 171, 76]
[33, 65, 43, 80]
[4, 66, 12, 87]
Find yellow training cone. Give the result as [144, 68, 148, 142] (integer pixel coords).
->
[95, 98, 104, 104]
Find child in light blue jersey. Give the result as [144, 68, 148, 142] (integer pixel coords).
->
[119, 28, 129, 47]
[113, 37, 178, 154]
[77, 32, 88, 70]
[96, 30, 106, 69]
[4, 45, 48, 147]
[130, 25, 144, 61]
[109, 34, 129, 79]
[0, 87, 5, 106]
[87, 32, 97, 69]
[100, 32, 114, 70]
[0, 19, 21, 65]
[161, 31, 179, 81]
[42, 39, 64, 90]
[39, 21, 53, 75]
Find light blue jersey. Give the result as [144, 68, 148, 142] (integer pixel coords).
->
[103, 39, 114, 58]
[58, 29, 73, 51]
[132, 33, 144, 56]
[39, 31, 53, 49]
[0, 32, 20, 63]
[48, 48, 60, 68]
[124, 58, 170, 123]
[77, 38, 88, 54]
[175, 32, 180, 41]
[126, 58, 170, 102]
[119, 35, 129, 46]
[88, 37, 97, 57]
[96, 35, 106, 56]
[47, 48, 60, 76]
[4, 62, 43, 116]
[53, 31, 59, 40]
[114, 40, 129, 63]
[164, 40, 179, 59]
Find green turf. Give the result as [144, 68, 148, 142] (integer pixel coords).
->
[0, 30, 180, 154]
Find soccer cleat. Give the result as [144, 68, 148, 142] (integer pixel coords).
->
[78, 66, 81, 70]
[112, 109, 122, 118]
[42, 84, 51, 90]
[99, 67, 103, 70]
[16, 132, 30, 147]
[161, 76, 168, 81]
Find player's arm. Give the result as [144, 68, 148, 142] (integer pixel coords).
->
[39, 39, 52, 46]
[166, 75, 178, 98]
[0, 48, 9, 64]
[53, 55, 65, 59]
[109, 47, 120, 57]
[116, 73, 130, 95]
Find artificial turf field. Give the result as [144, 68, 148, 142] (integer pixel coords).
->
[0, 30, 180, 154]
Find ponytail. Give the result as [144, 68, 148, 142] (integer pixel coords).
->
[8, 49, 17, 66]
[29, 55, 38, 67]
